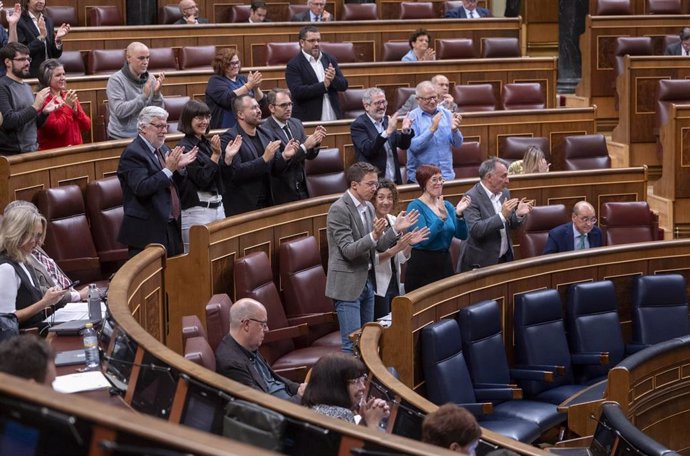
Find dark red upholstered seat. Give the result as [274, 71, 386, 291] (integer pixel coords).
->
[437, 38, 476, 59]
[481, 37, 520, 58]
[84, 176, 127, 274]
[561, 134, 611, 171]
[518, 205, 569, 258]
[501, 136, 550, 164]
[305, 148, 347, 197]
[453, 84, 497, 112]
[599, 202, 659, 245]
[338, 88, 367, 119]
[452, 141, 484, 178]
[341, 3, 377, 20]
[88, 5, 123, 26]
[399, 1, 436, 19]
[501, 83, 545, 110]
[595, 0, 632, 14]
[205, 294, 233, 350]
[184, 336, 216, 370]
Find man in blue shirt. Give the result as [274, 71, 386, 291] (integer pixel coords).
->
[407, 81, 463, 184]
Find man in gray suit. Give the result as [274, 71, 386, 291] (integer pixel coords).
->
[458, 158, 533, 272]
[326, 162, 418, 352]
[665, 27, 690, 56]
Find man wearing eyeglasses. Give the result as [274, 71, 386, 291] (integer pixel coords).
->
[174, 0, 209, 24]
[445, 0, 491, 18]
[291, 0, 331, 22]
[261, 88, 326, 203]
[215, 298, 306, 403]
[543, 201, 602, 254]
[107, 42, 165, 140]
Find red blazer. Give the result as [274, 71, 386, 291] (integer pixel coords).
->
[38, 92, 91, 150]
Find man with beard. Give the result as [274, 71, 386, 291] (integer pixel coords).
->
[0, 42, 54, 154]
[351, 87, 413, 185]
[17, 0, 70, 77]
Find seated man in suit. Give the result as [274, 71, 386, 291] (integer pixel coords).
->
[175, 0, 209, 24]
[286, 25, 348, 122]
[0, 334, 56, 387]
[665, 27, 690, 56]
[215, 298, 306, 403]
[351, 87, 413, 185]
[543, 201, 603, 254]
[291, 0, 331, 22]
[248, 0, 268, 23]
[445, 0, 491, 18]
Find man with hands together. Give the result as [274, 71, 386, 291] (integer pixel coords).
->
[17, 0, 68, 77]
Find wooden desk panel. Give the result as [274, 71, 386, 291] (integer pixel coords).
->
[588, 0, 690, 15]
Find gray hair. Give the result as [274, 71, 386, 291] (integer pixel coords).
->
[415, 81, 434, 97]
[137, 106, 169, 131]
[478, 157, 509, 179]
[362, 87, 385, 105]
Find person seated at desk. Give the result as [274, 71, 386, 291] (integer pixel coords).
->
[665, 27, 690, 56]
[291, 0, 331, 22]
[543, 201, 602, 254]
[422, 403, 481, 454]
[445, 0, 491, 18]
[0, 334, 56, 386]
[402, 28, 435, 62]
[215, 298, 306, 403]
[507, 145, 550, 175]
[175, 0, 209, 24]
[248, 0, 269, 23]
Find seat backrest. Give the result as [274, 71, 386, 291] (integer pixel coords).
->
[481, 37, 521, 58]
[158, 4, 182, 24]
[58, 51, 86, 76]
[453, 83, 497, 112]
[613, 37, 653, 78]
[228, 4, 251, 22]
[278, 236, 332, 317]
[561, 134, 611, 170]
[421, 319, 477, 405]
[458, 300, 513, 386]
[599, 201, 658, 245]
[518, 204, 569, 258]
[163, 96, 191, 134]
[514, 289, 574, 396]
[266, 42, 301, 66]
[182, 314, 207, 344]
[437, 38, 475, 59]
[452, 141, 484, 178]
[148, 47, 179, 72]
[87, 49, 125, 75]
[393, 87, 416, 113]
[304, 148, 347, 197]
[567, 281, 625, 382]
[45, 5, 78, 26]
[184, 336, 216, 371]
[501, 82, 546, 110]
[397, 148, 408, 184]
[320, 42, 356, 63]
[399, 1, 436, 19]
[501, 136, 550, 164]
[84, 176, 127, 268]
[205, 293, 233, 350]
[341, 3, 377, 20]
[656, 79, 690, 133]
[663, 34, 681, 51]
[338, 88, 367, 119]
[631, 274, 690, 346]
[647, 0, 682, 13]
[88, 5, 123, 26]
[34, 185, 102, 283]
[444, 1, 463, 15]
[596, 0, 632, 14]
[288, 4, 309, 19]
[383, 41, 410, 61]
[179, 45, 216, 71]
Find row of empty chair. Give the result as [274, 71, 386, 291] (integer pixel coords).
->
[595, 0, 689, 14]
[1, 5, 123, 28]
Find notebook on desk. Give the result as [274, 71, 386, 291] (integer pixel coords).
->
[54, 349, 86, 367]
[48, 319, 101, 336]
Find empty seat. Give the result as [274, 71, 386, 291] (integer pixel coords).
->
[453, 141, 484, 178]
[501, 83, 545, 110]
[613, 37, 653, 82]
[88, 5, 123, 26]
[383, 41, 410, 61]
[595, 0, 632, 14]
[182, 314, 207, 344]
[561, 134, 611, 170]
[205, 294, 233, 351]
[34, 185, 102, 283]
[163, 96, 190, 134]
[518, 204, 569, 258]
[599, 201, 659, 245]
[158, 4, 182, 24]
[179, 45, 216, 71]
[656, 79, 690, 138]
[338, 88, 367, 119]
[320, 42, 356, 63]
[453, 84, 497, 112]
[58, 51, 86, 76]
[437, 38, 475, 59]
[45, 5, 78, 26]
[341, 3, 377, 20]
[228, 4, 251, 22]
[184, 336, 216, 371]
[305, 148, 347, 197]
[84, 176, 128, 274]
[266, 42, 300, 66]
[647, 0, 682, 13]
[482, 37, 520, 58]
[501, 136, 550, 164]
[87, 49, 125, 75]
[148, 47, 179, 72]
[399, 2, 436, 19]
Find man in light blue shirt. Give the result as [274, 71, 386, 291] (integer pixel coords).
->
[407, 81, 463, 183]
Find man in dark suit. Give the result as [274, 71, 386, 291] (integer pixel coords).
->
[17, 0, 70, 77]
[543, 201, 603, 254]
[665, 27, 690, 56]
[351, 87, 414, 185]
[459, 158, 532, 272]
[219, 95, 289, 216]
[174, 0, 210, 24]
[215, 298, 305, 403]
[248, 0, 268, 23]
[117, 106, 198, 257]
[445, 0, 491, 18]
[285, 25, 348, 122]
[291, 0, 331, 22]
[261, 88, 326, 204]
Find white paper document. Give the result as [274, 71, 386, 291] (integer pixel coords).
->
[44, 302, 106, 323]
[52, 371, 111, 394]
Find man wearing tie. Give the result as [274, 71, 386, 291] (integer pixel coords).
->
[291, 0, 331, 22]
[543, 201, 603, 254]
[351, 87, 414, 185]
[665, 28, 690, 56]
[445, 0, 491, 18]
[117, 106, 198, 257]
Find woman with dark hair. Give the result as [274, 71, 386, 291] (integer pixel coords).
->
[302, 353, 389, 430]
[36, 58, 91, 150]
[404, 164, 470, 292]
[401, 28, 435, 62]
[205, 48, 264, 129]
[176, 99, 241, 252]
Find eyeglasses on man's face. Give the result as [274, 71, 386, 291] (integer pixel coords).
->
[576, 216, 597, 224]
[417, 95, 438, 102]
[149, 122, 169, 131]
[245, 318, 269, 330]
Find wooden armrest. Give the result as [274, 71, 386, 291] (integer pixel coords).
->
[263, 323, 308, 343]
[287, 312, 337, 327]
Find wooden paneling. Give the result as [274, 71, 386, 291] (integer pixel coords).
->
[588, 0, 690, 15]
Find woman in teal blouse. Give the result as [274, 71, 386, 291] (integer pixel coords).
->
[404, 164, 470, 292]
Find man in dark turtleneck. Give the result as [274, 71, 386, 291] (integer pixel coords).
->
[106, 41, 165, 139]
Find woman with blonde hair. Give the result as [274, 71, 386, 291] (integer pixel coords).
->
[507, 146, 550, 175]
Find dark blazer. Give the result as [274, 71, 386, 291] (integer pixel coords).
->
[445, 6, 491, 18]
[665, 42, 685, 56]
[290, 10, 313, 21]
[543, 222, 603, 255]
[350, 114, 414, 185]
[458, 182, 523, 272]
[173, 17, 209, 24]
[261, 115, 319, 204]
[117, 135, 185, 254]
[17, 11, 62, 78]
[175, 134, 223, 210]
[285, 51, 348, 122]
[215, 334, 300, 396]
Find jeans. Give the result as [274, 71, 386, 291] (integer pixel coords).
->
[334, 278, 375, 353]
[181, 205, 225, 253]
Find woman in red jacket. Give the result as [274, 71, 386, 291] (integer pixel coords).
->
[36, 59, 91, 150]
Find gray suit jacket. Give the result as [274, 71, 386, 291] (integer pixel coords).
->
[459, 182, 523, 271]
[326, 192, 399, 301]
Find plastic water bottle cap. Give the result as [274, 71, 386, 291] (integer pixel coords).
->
[85, 323, 93, 329]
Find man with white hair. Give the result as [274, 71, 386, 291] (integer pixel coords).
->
[291, 0, 331, 22]
[174, 0, 209, 24]
[117, 106, 198, 257]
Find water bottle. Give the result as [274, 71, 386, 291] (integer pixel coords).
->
[87, 284, 101, 322]
[83, 323, 99, 368]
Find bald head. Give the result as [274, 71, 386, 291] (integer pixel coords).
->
[431, 74, 450, 96]
[572, 200, 597, 235]
[573, 201, 595, 216]
[126, 42, 150, 77]
[229, 298, 269, 351]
